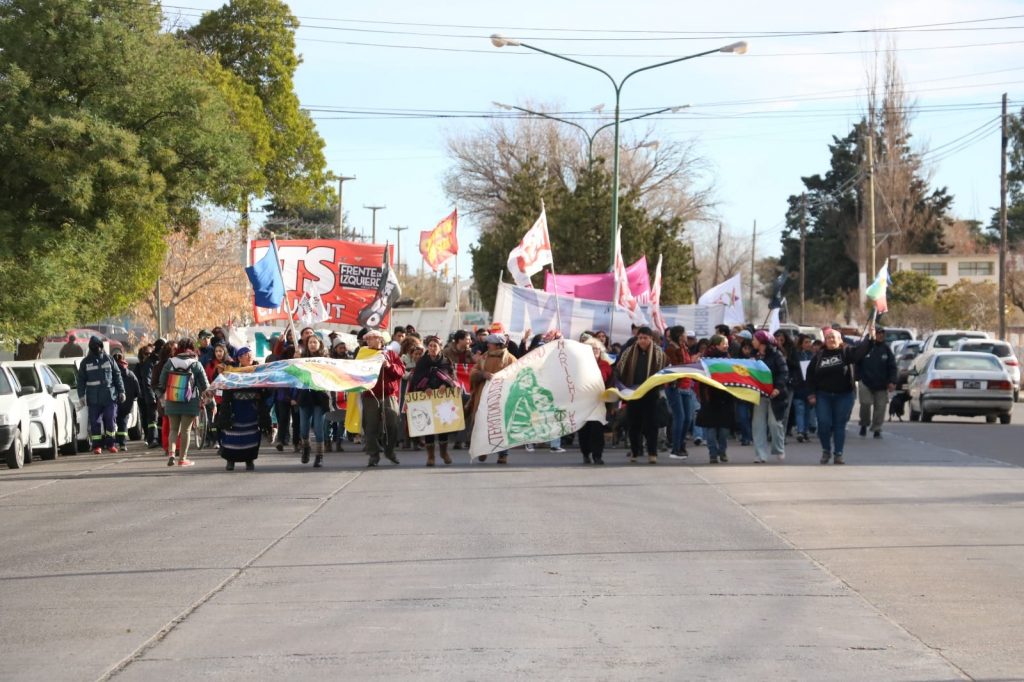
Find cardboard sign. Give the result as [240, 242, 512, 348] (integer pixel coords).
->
[405, 386, 466, 437]
[249, 239, 393, 328]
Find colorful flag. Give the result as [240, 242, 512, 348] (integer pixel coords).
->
[245, 239, 286, 309]
[865, 261, 891, 313]
[295, 289, 329, 325]
[469, 340, 607, 460]
[613, 226, 647, 324]
[698, 273, 745, 325]
[419, 209, 458, 272]
[507, 206, 553, 288]
[602, 358, 774, 406]
[649, 254, 667, 333]
[210, 355, 384, 393]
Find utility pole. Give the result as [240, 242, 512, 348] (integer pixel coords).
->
[691, 246, 701, 301]
[867, 129, 877, 284]
[389, 225, 408, 276]
[364, 205, 386, 243]
[714, 222, 723, 282]
[336, 174, 356, 239]
[999, 92, 1009, 340]
[749, 219, 757, 319]
[799, 195, 807, 324]
[156, 278, 163, 338]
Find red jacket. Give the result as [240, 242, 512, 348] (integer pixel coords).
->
[369, 349, 405, 399]
[597, 358, 612, 387]
[664, 341, 693, 390]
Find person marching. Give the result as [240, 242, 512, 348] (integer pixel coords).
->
[750, 330, 789, 464]
[361, 329, 405, 467]
[111, 349, 140, 451]
[136, 344, 160, 448]
[614, 326, 667, 464]
[296, 335, 331, 468]
[409, 335, 457, 466]
[695, 335, 735, 464]
[856, 326, 897, 439]
[578, 338, 613, 465]
[468, 333, 516, 464]
[77, 336, 125, 454]
[157, 338, 209, 467]
[807, 327, 872, 465]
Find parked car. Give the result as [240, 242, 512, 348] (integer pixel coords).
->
[1, 361, 77, 459]
[907, 351, 1014, 424]
[42, 358, 142, 449]
[882, 327, 915, 344]
[42, 329, 123, 359]
[776, 323, 824, 342]
[912, 329, 991, 377]
[895, 341, 924, 388]
[0, 365, 33, 469]
[953, 339, 1021, 403]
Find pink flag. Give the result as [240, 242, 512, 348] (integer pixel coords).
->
[650, 254, 667, 333]
[613, 227, 647, 324]
[506, 207, 552, 288]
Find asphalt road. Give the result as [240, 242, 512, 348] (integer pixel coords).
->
[1, 411, 1022, 681]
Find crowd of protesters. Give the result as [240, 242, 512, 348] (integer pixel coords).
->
[83, 314, 888, 472]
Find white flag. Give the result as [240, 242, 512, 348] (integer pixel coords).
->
[766, 307, 781, 335]
[649, 254, 667, 333]
[507, 206, 553, 288]
[296, 289, 329, 325]
[613, 227, 647, 325]
[698, 273, 745, 326]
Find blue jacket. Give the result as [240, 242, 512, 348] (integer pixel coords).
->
[77, 350, 124, 407]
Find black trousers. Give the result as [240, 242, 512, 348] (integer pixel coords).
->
[578, 421, 605, 461]
[627, 392, 659, 456]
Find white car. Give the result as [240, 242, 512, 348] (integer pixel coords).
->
[907, 351, 1014, 424]
[0, 365, 33, 469]
[42, 358, 141, 450]
[2, 361, 77, 460]
[953, 339, 1021, 403]
[911, 329, 991, 378]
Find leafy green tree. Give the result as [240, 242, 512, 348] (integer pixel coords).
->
[184, 0, 332, 214]
[887, 270, 938, 308]
[471, 159, 695, 312]
[934, 281, 999, 330]
[990, 107, 1024, 244]
[0, 0, 259, 353]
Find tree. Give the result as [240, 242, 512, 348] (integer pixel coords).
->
[887, 270, 938, 308]
[990, 107, 1024, 245]
[183, 0, 332, 215]
[934, 281, 999, 330]
[0, 0, 259, 354]
[470, 158, 696, 312]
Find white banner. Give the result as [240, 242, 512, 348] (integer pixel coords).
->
[469, 340, 607, 459]
[492, 283, 725, 342]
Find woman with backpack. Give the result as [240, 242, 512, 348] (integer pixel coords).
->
[157, 338, 209, 467]
[409, 335, 457, 466]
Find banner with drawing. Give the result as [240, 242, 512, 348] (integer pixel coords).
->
[405, 387, 466, 437]
[469, 339, 607, 459]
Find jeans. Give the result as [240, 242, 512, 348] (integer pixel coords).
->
[299, 404, 327, 444]
[705, 427, 729, 457]
[735, 401, 753, 444]
[793, 396, 817, 434]
[665, 385, 695, 452]
[752, 395, 785, 461]
[815, 390, 856, 455]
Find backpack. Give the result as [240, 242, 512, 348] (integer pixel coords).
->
[164, 359, 197, 403]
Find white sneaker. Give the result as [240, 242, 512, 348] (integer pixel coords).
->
[525, 444, 535, 452]
[669, 453, 688, 460]
[549, 447, 566, 453]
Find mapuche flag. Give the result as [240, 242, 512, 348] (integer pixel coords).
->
[419, 209, 459, 272]
[865, 261, 891, 314]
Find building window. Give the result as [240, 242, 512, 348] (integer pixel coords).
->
[911, 262, 947, 276]
[958, 261, 994, 276]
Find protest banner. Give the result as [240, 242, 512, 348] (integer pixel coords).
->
[543, 256, 651, 302]
[492, 283, 725, 342]
[469, 339, 607, 459]
[210, 356, 384, 393]
[603, 358, 774, 406]
[405, 386, 466, 437]
[249, 239, 394, 327]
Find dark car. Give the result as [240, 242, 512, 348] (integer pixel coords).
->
[896, 340, 924, 388]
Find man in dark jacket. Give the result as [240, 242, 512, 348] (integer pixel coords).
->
[136, 345, 160, 447]
[614, 327, 667, 464]
[856, 326, 897, 438]
[111, 350, 140, 450]
[59, 333, 85, 358]
[77, 336, 125, 454]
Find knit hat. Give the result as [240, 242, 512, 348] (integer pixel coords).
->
[737, 330, 753, 340]
[753, 330, 776, 346]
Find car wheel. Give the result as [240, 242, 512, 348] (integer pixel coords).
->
[60, 421, 78, 456]
[985, 415, 997, 424]
[5, 428, 24, 469]
[921, 411, 933, 423]
[909, 408, 920, 422]
[999, 413, 1011, 425]
[23, 437, 33, 464]
[39, 419, 59, 460]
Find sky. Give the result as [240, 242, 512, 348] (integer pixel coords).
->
[174, 0, 1023, 297]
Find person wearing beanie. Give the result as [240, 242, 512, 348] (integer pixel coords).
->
[77, 336, 125, 454]
[807, 326, 873, 465]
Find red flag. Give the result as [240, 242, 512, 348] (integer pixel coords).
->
[419, 209, 459, 272]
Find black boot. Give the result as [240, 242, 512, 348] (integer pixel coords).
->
[301, 440, 310, 464]
[225, 461, 235, 471]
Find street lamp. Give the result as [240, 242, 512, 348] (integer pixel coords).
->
[492, 34, 747, 269]
[492, 101, 687, 166]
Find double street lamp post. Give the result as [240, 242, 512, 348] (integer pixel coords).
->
[491, 34, 747, 269]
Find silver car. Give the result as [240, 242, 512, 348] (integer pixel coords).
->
[908, 351, 1014, 424]
[953, 339, 1021, 403]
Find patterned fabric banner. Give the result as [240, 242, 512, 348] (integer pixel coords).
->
[602, 358, 774, 405]
[210, 356, 384, 393]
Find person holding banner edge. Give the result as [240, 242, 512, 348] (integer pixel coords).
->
[410, 336, 457, 466]
[614, 327, 667, 464]
[361, 329, 405, 467]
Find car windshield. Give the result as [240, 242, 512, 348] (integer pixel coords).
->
[0, 371, 12, 396]
[885, 330, 912, 342]
[50, 365, 78, 387]
[11, 367, 40, 390]
[935, 355, 1002, 372]
[960, 343, 1012, 358]
[934, 334, 984, 349]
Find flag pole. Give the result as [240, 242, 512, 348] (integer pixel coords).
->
[267, 232, 298, 343]
[610, 226, 619, 342]
[541, 200, 565, 337]
[455, 249, 462, 332]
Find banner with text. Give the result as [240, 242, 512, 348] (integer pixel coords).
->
[249, 239, 393, 327]
[405, 387, 466, 437]
[492, 283, 725, 342]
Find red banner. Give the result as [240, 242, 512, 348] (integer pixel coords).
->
[250, 239, 393, 327]
[453, 363, 473, 394]
[419, 209, 458, 272]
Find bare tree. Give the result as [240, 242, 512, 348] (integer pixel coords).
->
[691, 223, 754, 292]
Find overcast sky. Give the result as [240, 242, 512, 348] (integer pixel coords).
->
[176, 0, 1022, 289]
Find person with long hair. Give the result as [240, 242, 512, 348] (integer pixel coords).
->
[695, 335, 735, 464]
[157, 338, 208, 467]
[807, 327, 872, 464]
[409, 335, 456, 466]
[750, 330, 789, 464]
[272, 345, 299, 453]
[663, 325, 695, 460]
[296, 334, 330, 468]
